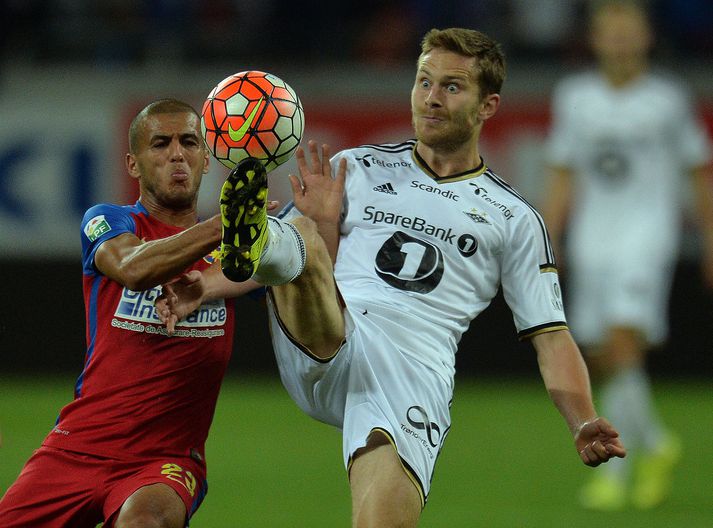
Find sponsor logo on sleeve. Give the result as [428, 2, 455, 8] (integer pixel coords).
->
[84, 215, 112, 242]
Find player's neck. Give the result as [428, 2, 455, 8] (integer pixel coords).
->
[415, 141, 482, 178]
[601, 60, 647, 88]
[138, 196, 199, 228]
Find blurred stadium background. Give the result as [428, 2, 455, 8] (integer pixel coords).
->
[1, 1, 712, 526]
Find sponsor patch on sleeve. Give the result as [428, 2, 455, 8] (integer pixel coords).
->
[84, 215, 112, 242]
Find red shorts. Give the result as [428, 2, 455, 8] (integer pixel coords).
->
[0, 446, 207, 527]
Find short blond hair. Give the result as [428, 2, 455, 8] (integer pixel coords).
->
[419, 28, 506, 97]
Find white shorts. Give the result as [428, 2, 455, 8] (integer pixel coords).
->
[267, 295, 453, 504]
[565, 258, 675, 347]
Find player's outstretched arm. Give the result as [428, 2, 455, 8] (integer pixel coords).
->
[156, 263, 261, 335]
[532, 329, 626, 466]
[95, 215, 222, 291]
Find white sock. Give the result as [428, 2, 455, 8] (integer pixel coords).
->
[252, 216, 306, 285]
[599, 366, 666, 478]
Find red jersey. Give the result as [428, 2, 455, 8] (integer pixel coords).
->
[43, 201, 234, 464]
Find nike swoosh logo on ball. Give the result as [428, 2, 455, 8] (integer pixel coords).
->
[228, 96, 264, 141]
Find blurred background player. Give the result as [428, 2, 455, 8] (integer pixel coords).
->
[159, 28, 626, 527]
[0, 99, 262, 527]
[542, 0, 713, 511]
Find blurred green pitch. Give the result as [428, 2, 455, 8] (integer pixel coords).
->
[1, 375, 711, 527]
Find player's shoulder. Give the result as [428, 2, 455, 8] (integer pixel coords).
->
[82, 202, 132, 223]
[479, 167, 526, 205]
[641, 69, 693, 101]
[479, 167, 545, 224]
[81, 202, 145, 239]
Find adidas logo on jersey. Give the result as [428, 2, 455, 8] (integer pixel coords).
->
[373, 182, 397, 195]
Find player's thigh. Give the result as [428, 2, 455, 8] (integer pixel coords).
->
[112, 483, 185, 528]
[104, 456, 206, 527]
[0, 447, 103, 527]
[268, 298, 352, 427]
[350, 438, 421, 528]
[270, 216, 345, 358]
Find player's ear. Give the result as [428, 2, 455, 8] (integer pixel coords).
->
[478, 93, 500, 121]
[126, 153, 140, 180]
[202, 150, 210, 174]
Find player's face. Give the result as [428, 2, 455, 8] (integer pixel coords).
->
[411, 48, 486, 152]
[128, 112, 209, 210]
[591, 6, 652, 71]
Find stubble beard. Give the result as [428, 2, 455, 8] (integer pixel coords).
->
[413, 113, 474, 153]
[145, 178, 198, 211]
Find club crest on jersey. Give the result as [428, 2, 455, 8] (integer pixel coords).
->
[84, 215, 112, 242]
[464, 209, 490, 225]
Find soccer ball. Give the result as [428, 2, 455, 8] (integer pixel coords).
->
[201, 71, 304, 171]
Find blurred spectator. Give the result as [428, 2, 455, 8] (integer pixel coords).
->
[507, 0, 583, 60]
[542, 0, 713, 511]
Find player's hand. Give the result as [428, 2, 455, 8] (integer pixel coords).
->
[574, 417, 627, 467]
[155, 270, 206, 335]
[289, 140, 346, 225]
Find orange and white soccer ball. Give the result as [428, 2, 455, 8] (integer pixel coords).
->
[201, 70, 304, 171]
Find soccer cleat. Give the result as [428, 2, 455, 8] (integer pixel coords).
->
[218, 157, 269, 282]
[578, 473, 626, 511]
[631, 433, 681, 509]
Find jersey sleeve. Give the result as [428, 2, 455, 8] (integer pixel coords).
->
[80, 203, 137, 276]
[500, 207, 568, 339]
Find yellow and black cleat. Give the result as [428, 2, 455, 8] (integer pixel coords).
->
[218, 157, 269, 282]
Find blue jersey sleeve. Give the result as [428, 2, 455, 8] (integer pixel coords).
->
[80, 203, 138, 275]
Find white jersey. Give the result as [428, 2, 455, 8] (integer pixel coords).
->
[547, 71, 712, 265]
[325, 141, 566, 381]
[273, 141, 567, 498]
